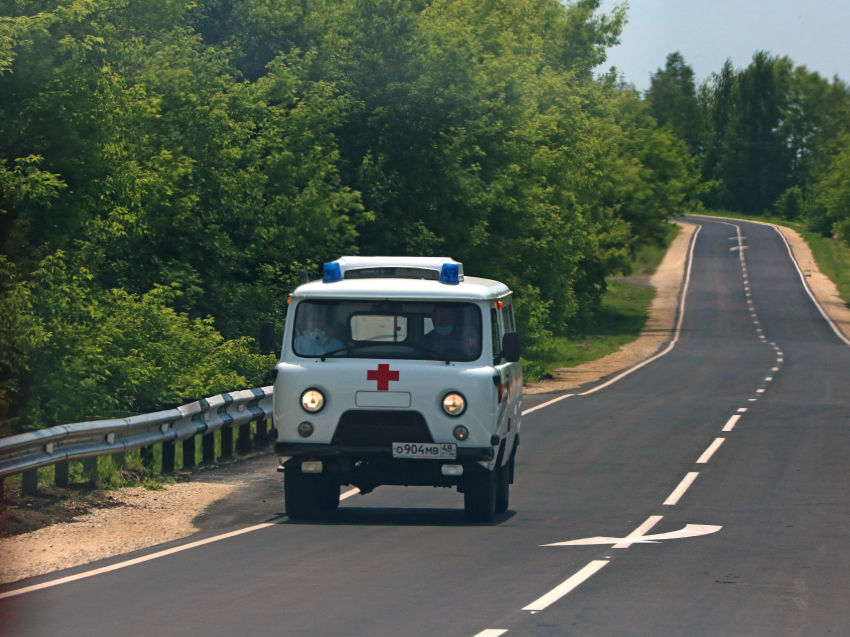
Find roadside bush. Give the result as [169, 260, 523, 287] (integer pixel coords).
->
[773, 187, 804, 220]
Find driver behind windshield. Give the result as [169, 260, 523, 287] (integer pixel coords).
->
[293, 304, 344, 356]
[421, 304, 481, 360]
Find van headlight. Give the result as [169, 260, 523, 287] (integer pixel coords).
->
[300, 389, 325, 413]
[442, 392, 466, 417]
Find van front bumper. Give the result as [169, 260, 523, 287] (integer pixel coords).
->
[275, 441, 495, 461]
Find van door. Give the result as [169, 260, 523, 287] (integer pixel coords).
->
[491, 299, 519, 466]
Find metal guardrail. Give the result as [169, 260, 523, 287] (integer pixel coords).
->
[0, 386, 274, 495]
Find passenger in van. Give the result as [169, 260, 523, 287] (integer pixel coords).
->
[422, 304, 480, 359]
[294, 304, 345, 356]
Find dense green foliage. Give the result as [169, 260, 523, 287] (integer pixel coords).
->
[647, 51, 850, 243]
[0, 0, 705, 431]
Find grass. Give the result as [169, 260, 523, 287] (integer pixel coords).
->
[695, 210, 850, 310]
[522, 222, 680, 384]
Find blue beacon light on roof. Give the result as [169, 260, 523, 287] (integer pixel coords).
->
[439, 263, 461, 284]
[323, 262, 343, 283]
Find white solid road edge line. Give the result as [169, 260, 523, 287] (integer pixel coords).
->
[771, 225, 850, 347]
[522, 394, 574, 416]
[664, 472, 699, 505]
[722, 415, 741, 432]
[0, 487, 363, 600]
[0, 522, 280, 600]
[696, 438, 726, 464]
[522, 561, 609, 611]
[580, 224, 702, 396]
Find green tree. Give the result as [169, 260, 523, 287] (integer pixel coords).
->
[645, 52, 702, 154]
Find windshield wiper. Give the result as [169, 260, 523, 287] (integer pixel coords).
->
[320, 342, 448, 363]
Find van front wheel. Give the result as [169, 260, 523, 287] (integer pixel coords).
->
[284, 466, 339, 520]
[464, 468, 496, 522]
[495, 456, 511, 514]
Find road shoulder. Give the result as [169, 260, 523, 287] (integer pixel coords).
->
[775, 225, 850, 341]
[524, 221, 697, 395]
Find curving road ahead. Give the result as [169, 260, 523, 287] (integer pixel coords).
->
[2, 216, 850, 636]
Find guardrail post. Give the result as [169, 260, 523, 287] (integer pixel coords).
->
[237, 423, 252, 454]
[182, 437, 196, 470]
[83, 457, 98, 484]
[55, 460, 70, 487]
[255, 419, 269, 449]
[220, 426, 234, 460]
[202, 432, 215, 464]
[0, 477, 4, 503]
[161, 442, 176, 474]
[140, 446, 154, 471]
[21, 469, 38, 495]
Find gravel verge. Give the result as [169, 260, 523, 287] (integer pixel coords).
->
[0, 482, 233, 585]
[525, 221, 697, 394]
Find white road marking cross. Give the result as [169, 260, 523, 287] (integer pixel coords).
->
[542, 521, 721, 548]
[612, 515, 663, 548]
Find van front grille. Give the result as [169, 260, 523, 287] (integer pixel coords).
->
[332, 410, 433, 446]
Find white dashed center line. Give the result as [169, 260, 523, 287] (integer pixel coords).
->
[722, 415, 741, 432]
[664, 473, 699, 505]
[522, 561, 609, 611]
[696, 438, 726, 464]
[737, 408, 747, 412]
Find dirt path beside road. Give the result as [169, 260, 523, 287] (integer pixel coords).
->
[525, 221, 697, 394]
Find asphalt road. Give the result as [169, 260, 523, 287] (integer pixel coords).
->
[3, 216, 850, 636]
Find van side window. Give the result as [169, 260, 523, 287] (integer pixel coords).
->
[490, 308, 503, 359]
[504, 299, 515, 332]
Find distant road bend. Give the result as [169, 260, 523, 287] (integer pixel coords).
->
[2, 216, 850, 636]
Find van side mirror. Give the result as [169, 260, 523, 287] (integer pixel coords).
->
[502, 331, 521, 363]
[259, 322, 277, 356]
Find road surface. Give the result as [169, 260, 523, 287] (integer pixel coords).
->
[2, 216, 849, 636]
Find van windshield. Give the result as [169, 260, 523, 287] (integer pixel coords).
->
[292, 300, 483, 361]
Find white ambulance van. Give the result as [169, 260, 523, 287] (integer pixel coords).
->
[264, 257, 522, 522]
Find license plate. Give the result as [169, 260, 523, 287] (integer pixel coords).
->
[392, 442, 457, 459]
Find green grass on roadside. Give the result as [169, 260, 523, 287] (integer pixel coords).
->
[621, 223, 681, 276]
[695, 211, 850, 310]
[522, 222, 680, 384]
[522, 281, 656, 382]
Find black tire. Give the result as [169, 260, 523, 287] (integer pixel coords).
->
[464, 468, 497, 522]
[284, 466, 339, 520]
[318, 480, 341, 511]
[495, 456, 511, 514]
